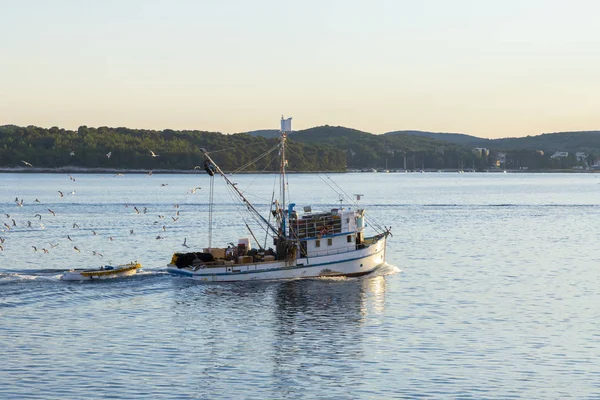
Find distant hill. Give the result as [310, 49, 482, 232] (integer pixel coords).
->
[241, 129, 279, 138]
[0, 125, 346, 171]
[385, 130, 490, 147]
[385, 129, 600, 153]
[3, 124, 599, 171]
[489, 131, 600, 153]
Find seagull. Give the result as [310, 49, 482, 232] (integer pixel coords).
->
[27, 221, 32, 228]
[15, 198, 23, 207]
[130, 229, 134, 235]
[67, 235, 73, 241]
[182, 238, 189, 248]
[11, 219, 16, 227]
[32, 246, 37, 251]
[58, 191, 64, 197]
[0, 237, 5, 243]
[175, 210, 180, 216]
[114, 173, 124, 177]
[48, 209, 56, 216]
[193, 165, 202, 170]
[21, 160, 33, 167]
[49, 242, 59, 248]
[149, 150, 159, 157]
[93, 251, 103, 257]
[73, 246, 81, 252]
[147, 171, 153, 176]
[108, 237, 114, 241]
[34, 198, 41, 203]
[189, 187, 202, 194]
[106, 151, 112, 159]
[0, 245, 3, 251]
[162, 225, 166, 232]
[34, 214, 42, 220]
[39, 223, 45, 229]
[70, 151, 75, 156]
[73, 223, 80, 228]
[174, 204, 179, 208]
[143, 207, 147, 214]
[161, 183, 168, 187]
[156, 235, 165, 240]
[92, 230, 97, 235]
[42, 248, 49, 253]
[158, 215, 164, 219]
[4, 213, 10, 218]
[172, 217, 179, 222]
[70, 191, 75, 195]
[3, 223, 10, 230]
[133, 206, 140, 214]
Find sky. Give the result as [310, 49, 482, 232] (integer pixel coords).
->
[1, 0, 599, 138]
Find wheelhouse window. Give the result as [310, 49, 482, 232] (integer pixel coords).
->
[327, 238, 333, 246]
[347, 235, 353, 243]
[315, 239, 321, 248]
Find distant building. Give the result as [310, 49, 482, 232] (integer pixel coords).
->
[473, 147, 489, 157]
[496, 152, 506, 167]
[550, 151, 569, 159]
[576, 152, 587, 162]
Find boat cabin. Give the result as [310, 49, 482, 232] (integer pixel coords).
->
[288, 206, 366, 258]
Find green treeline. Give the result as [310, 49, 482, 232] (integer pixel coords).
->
[0, 124, 596, 171]
[0, 125, 346, 171]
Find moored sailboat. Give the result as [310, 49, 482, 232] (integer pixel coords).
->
[167, 117, 391, 282]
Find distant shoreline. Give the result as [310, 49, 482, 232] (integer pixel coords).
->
[0, 167, 596, 174]
[0, 167, 346, 174]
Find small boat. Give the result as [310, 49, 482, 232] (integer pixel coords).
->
[167, 117, 391, 282]
[61, 262, 142, 281]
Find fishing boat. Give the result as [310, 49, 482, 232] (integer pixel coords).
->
[167, 117, 391, 282]
[61, 262, 142, 281]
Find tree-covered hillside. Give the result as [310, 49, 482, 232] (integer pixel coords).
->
[2, 124, 599, 172]
[289, 125, 482, 170]
[0, 125, 346, 172]
[386, 129, 600, 153]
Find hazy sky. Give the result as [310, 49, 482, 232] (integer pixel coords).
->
[1, 0, 599, 138]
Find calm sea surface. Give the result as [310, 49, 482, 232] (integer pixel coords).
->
[1, 172, 599, 399]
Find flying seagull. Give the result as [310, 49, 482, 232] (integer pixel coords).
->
[182, 238, 189, 248]
[48, 209, 56, 217]
[21, 160, 33, 167]
[106, 151, 112, 159]
[149, 150, 159, 157]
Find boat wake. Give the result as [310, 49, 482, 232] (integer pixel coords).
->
[0, 268, 168, 284]
[375, 262, 401, 276]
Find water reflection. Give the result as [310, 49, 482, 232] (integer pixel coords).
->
[163, 276, 387, 398]
[270, 276, 387, 398]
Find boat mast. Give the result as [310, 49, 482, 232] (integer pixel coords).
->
[280, 116, 291, 238]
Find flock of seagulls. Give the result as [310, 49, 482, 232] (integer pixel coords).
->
[1, 172, 203, 257]
[20, 147, 164, 169]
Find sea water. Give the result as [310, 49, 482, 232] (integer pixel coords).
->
[1, 172, 599, 399]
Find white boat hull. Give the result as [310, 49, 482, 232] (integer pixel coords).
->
[167, 236, 387, 282]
